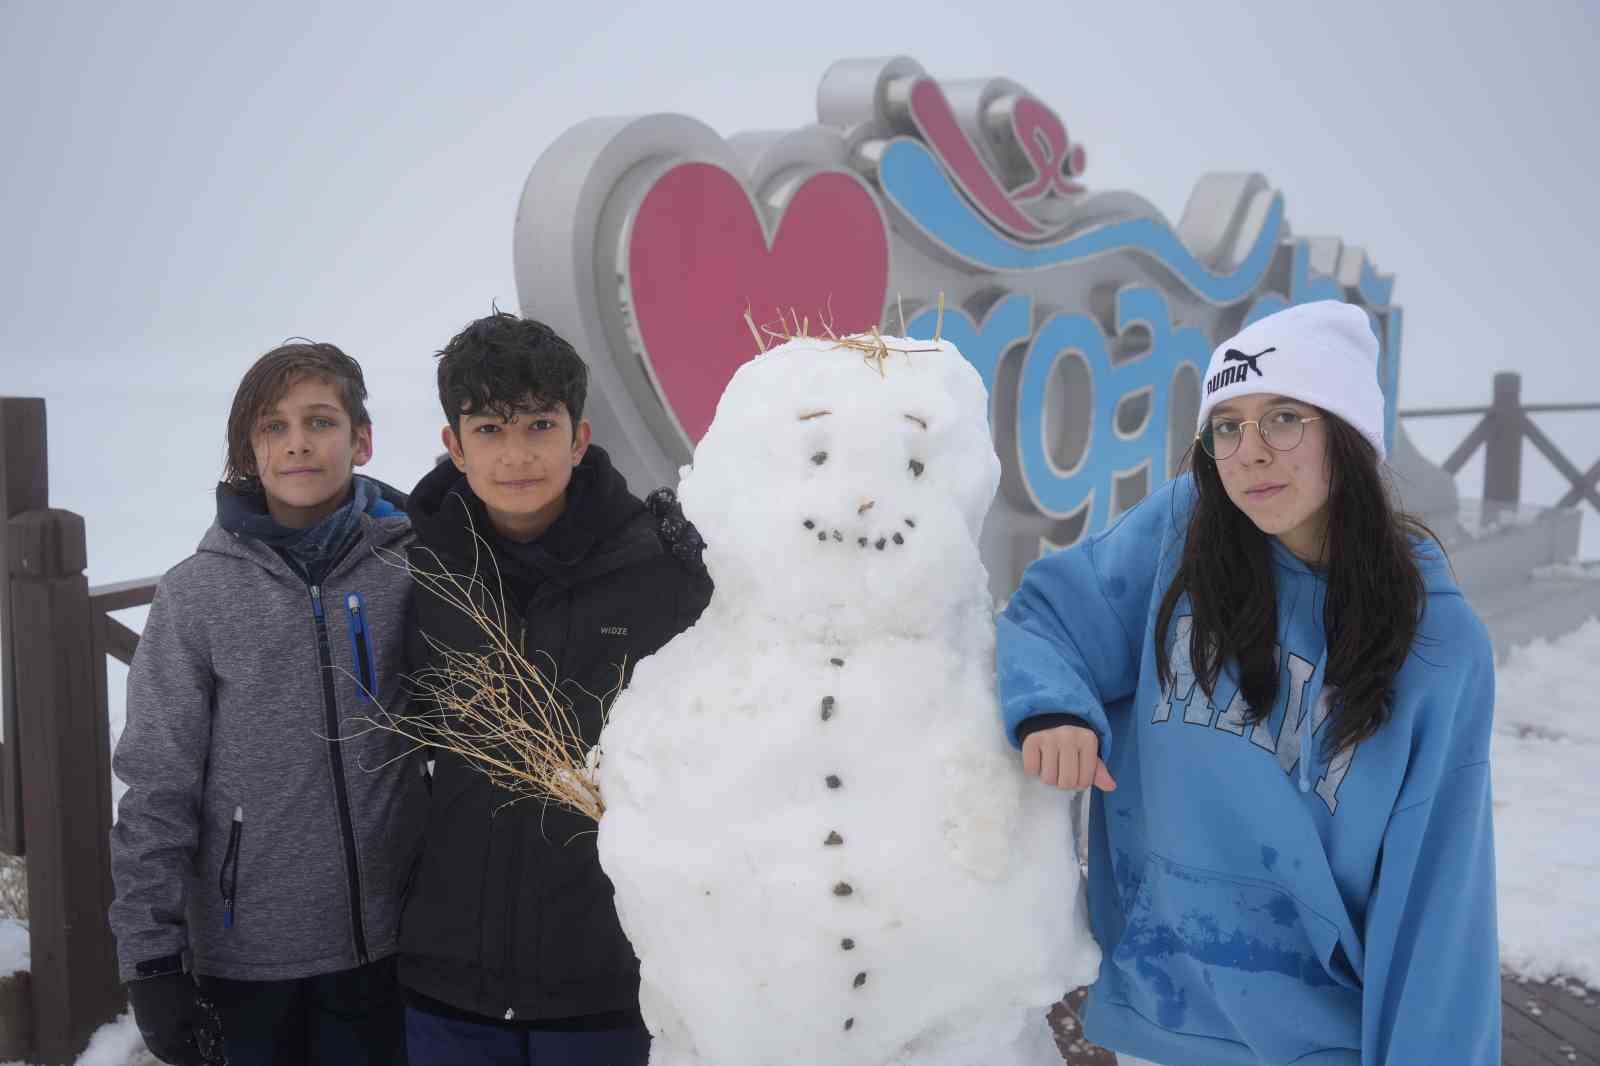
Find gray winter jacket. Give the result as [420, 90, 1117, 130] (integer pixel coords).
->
[108, 503, 427, 982]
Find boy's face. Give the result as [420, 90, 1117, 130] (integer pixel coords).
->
[251, 376, 372, 529]
[442, 398, 592, 542]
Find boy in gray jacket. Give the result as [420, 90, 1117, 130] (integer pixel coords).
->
[109, 342, 426, 1065]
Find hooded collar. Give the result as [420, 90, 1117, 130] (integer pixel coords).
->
[406, 445, 653, 598]
[204, 475, 408, 583]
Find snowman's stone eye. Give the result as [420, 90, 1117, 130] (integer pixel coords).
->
[909, 459, 925, 478]
[812, 451, 828, 466]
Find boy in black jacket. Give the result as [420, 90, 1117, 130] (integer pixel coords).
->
[398, 313, 711, 1065]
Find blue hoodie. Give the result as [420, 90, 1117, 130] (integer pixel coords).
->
[998, 475, 1498, 1066]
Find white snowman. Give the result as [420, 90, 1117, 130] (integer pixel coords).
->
[596, 335, 1100, 1066]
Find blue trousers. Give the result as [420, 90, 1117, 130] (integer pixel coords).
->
[404, 1006, 650, 1066]
[198, 957, 404, 1066]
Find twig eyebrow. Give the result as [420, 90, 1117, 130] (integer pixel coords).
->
[904, 414, 928, 430]
[798, 410, 832, 421]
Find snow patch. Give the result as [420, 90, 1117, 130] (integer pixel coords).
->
[1494, 618, 1600, 986]
[0, 1011, 158, 1066]
[0, 918, 27, 979]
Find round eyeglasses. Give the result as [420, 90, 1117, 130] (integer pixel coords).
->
[1197, 408, 1323, 461]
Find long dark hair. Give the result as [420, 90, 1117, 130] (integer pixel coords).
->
[1154, 414, 1438, 755]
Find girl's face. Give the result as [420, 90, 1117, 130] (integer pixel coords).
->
[1205, 393, 1332, 563]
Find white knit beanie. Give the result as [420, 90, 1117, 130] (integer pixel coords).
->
[1196, 301, 1386, 460]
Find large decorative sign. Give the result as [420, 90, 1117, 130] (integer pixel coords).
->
[513, 55, 1403, 597]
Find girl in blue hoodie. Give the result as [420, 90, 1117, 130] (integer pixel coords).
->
[998, 301, 1498, 1066]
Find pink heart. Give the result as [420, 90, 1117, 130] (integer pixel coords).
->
[626, 162, 891, 444]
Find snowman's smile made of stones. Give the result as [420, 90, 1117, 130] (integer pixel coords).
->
[797, 410, 927, 558]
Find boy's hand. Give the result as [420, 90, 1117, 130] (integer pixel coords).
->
[1021, 724, 1117, 792]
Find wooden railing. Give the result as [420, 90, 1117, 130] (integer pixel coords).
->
[0, 396, 158, 1064]
[1399, 371, 1600, 514]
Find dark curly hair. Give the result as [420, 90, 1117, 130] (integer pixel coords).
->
[436, 312, 588, 435]
[223, 341, 369, 484]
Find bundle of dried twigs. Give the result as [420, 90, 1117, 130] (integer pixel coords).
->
[362, 515, 613, 824]
[743, 295, 945, 376]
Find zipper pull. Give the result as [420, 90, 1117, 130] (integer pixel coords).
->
[310, 584, 324, 620]
[222, 806, 243, 929]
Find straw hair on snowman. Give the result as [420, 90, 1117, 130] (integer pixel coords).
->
[1197, 300, 1387, 460]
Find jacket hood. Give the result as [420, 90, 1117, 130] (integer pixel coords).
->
[1412, 534, 1460, 597]
[1266, 526, 1461, 598]
[197, 475, 411, 571]
[406, 445, 652, 591]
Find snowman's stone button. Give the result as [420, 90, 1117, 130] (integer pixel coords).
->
[833, 881, 854, 896]
[824, 831, 844, 846]
[825, 774, 842, 789]
[841, 937, 855, 950]
[844, 1018, 855, 1032]
[803, 519, 815, 529]
[821, 696, 836, 721]
[829, 657, 845, 667]
[853, 972, 867, 989]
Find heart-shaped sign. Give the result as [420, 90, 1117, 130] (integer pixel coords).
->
[625, 162, 891, 445]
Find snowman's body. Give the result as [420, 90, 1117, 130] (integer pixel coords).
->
[598, 337, 1100, 1066]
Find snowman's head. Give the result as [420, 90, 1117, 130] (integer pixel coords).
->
[678, 336, 1000, 638]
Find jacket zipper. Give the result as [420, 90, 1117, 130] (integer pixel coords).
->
[311, 584, 370, 964]
[501, 612, 530, 1018]
[219, 806, 243, 929]
[346, 592, 377, 700]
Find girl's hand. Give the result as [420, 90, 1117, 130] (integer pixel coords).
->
[1021, 724, 1117, 791]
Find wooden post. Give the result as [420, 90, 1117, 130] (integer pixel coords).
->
[1483, 372, 1523, 520]
[8, 508, 124, 1064]
[0, 396, 48, 855]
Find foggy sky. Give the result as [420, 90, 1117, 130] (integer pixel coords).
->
[2, 0, 1597, 583]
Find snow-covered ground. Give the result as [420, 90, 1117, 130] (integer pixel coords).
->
[1489, 618, 1600, 988]
[0, 1011, 157, 1066]
[2, 614, 1597, 1065]
[0, 916, 26, 979]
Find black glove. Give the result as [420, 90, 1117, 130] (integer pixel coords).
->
[126, 964, 221, 1066]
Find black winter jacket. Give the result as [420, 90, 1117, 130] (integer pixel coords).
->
[396, 446, 712, 1024]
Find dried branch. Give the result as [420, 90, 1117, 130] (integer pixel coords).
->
[360, 509, 613, 823]
[746, 304, 939, 378]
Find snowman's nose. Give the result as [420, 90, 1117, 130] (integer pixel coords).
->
[857, 499, 876, 515]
